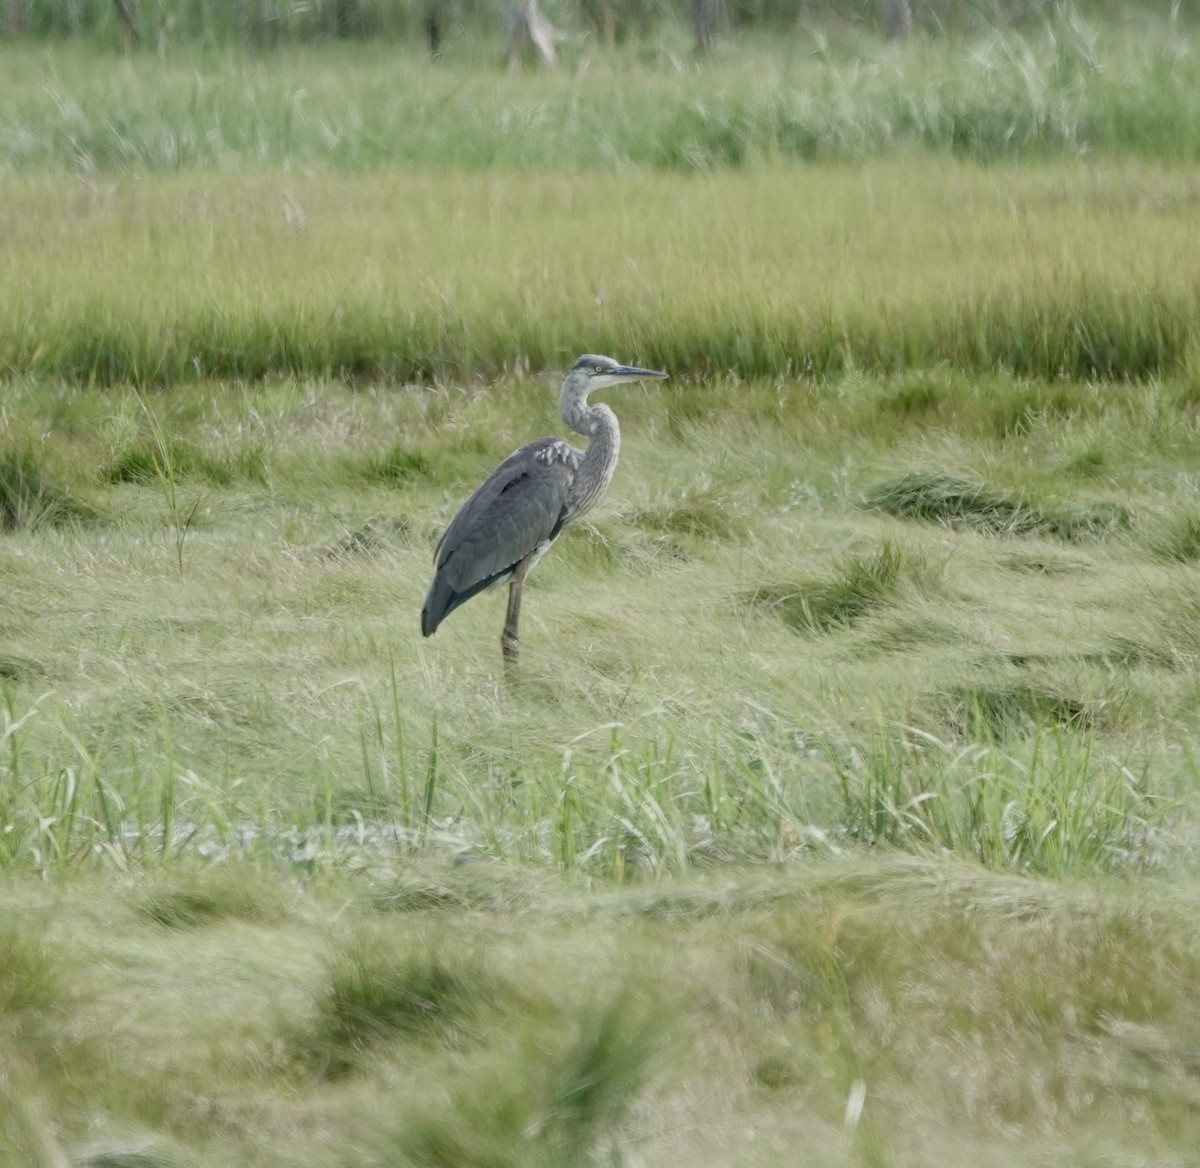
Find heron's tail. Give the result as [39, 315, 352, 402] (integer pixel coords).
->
[421, 582, 448, 637]
[422, 566, 508, 637]
[421, 570, 468, 637]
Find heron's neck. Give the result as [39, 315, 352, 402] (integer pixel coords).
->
[560, 374, 621, 520]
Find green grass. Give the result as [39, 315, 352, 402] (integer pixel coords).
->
[0, 448, 97, 530]
[740, 541, 939, 634]
[864, 470, 1131, 541]
[2, 161, 1200, 384]
[1, 366, 1197, 882]
[0, 0, 1180, 47]
[388, 991, 658, 1168]
[4, 20, 1200, 1165]
[828, 727, 1168, 873]
[4, 860, 1200, 1165]
[303, 928, 518, 1076]
[1, 11, 1199, 176]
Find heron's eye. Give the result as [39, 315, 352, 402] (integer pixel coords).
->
[594, 365, 604, 374]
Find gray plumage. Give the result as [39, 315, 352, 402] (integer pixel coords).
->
[421, 354, 668, 668]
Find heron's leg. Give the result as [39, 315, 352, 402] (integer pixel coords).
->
[502, 578, 523, 671]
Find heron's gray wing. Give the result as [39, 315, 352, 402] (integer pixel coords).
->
[421, 438, 580, 636]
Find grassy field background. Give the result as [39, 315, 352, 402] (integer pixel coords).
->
[2, 10, 1200, 176]
[5, 161, 1200, 384]
[5, 10, 1200, 1168]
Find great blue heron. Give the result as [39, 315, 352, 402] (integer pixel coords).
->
[421, 354, 668, 670]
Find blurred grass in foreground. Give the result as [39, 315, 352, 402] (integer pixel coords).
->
[3, 858, 1200, 1165]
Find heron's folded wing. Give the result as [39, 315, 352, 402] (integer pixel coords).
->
[423, 439, 579, 632]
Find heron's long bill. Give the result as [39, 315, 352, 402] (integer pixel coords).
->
[610, 364, 669, 381]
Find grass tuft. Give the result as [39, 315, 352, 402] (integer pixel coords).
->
[828, 728, 1169, 874]
[371, 862, 545, 916]
[135, 863, 293, 928]
[0, 449, 95, 531]
[322, 517, 413, 560]
[537, 994, 658, 1166]
[0, 920, 95, 1112]
[1148, 511, 1200, 564]
[865, 471, 1128, 541]
[1042, 499, 1132, 541]
[100, 440, 242, 487]
[352, 445, 435, 486]
[865, 472, 1047, 535]
[344, 435, 505, 491]
[0, 654, 44, 683]
[942, 683, 1102, 739]
[305, 930, 514, 1076]
[0, 922, 69, 1035]
[392, 992, 656, 1168]
[741, 541, 935, 634]
[73, 1137, 192, 1168]
[628, 487, 738, 544]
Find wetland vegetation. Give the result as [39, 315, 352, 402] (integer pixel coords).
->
[3, 4, 1200, 1165]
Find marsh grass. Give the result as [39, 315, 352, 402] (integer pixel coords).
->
[0, 1080, 65, 1168]
[100, 440, 242, 487]
[3, 41, 1200, 1152]
[630, 495, 734, 542]
[733, 858, 1200, 1147]
[3, 855, 1200, 1165]
[0, 448, 96, 531]
[942, 682, 1101, 738]
[0, 0, 1172, 47]
[0, 922, 71, 1048]
[866, 471, 1048, 535]
[2, 365, 1199, 885]
[71, 1136, 190, 1168]
[741, 540, 938, 634]
[3, 13, 1200, 173]
[538, 994, 657, 1156]
[304, 928, 518, 1076]
[373, 990, 658, 1168]
[1148, 510, 1200, 564]
[134, 862, 294, 928]
[345, 434, 506, 491]
[0, 694, 125, 873]
[828, 728, 1170, 874]
[3, 157, 1200, 388]
[322, 517, 414, 561]
[867, 470, 1132, 542]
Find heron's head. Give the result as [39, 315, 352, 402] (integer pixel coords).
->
[570, 354, 668, 390]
